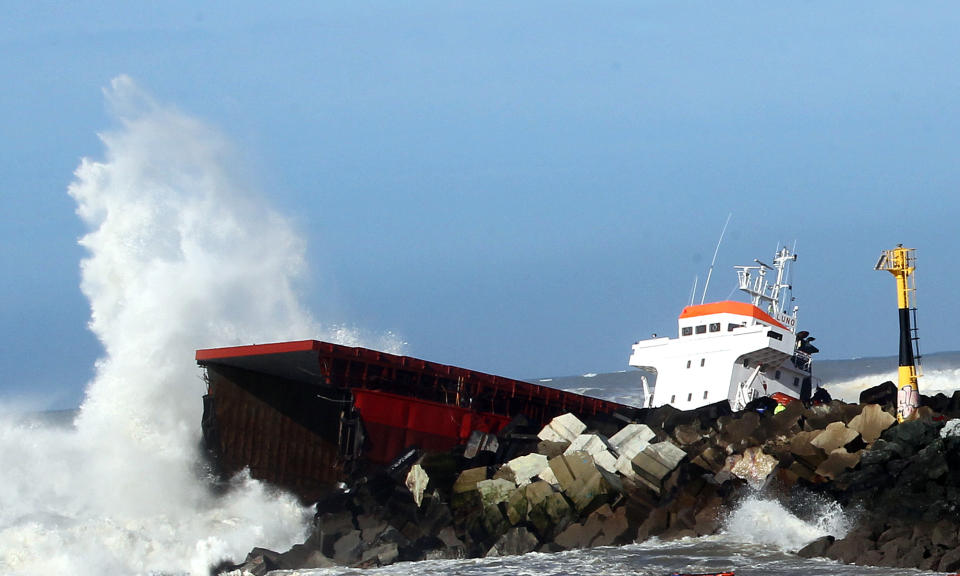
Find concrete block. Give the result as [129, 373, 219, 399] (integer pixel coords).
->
[538, 413, 587, 443]
[486, 526, 539, 557]
[564, 434, 619, 474]
[405, 464, 429, 507]
[504, 452, 550, 487]
[565, 433, 610, 455]
[477, 478, 516, 507]
[548, 452, 597, 491]
[464, 430, 499, 459]
[529, 491, 573, 537]
[453, 466, 488, 494]
[593, 449, 619, 475]
[505, 487, 529, 525]
[730, 446, 778, 488]
[538, 464, 559, 486]
[609, 423, 657, 455]
[815, 448, 861, 479]
[848, 404, 896, 444]
[631, 441, 686, 493]
[524, 480, 555, 507]
[811, 421, 859, 452]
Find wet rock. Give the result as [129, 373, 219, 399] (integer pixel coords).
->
[931, 519, 959, 549]
[486, 527, 539, 557]
[882, 419, 939, 455]
[635, 506, 669, 542]
[673, 422, 707, 447]
[358, 543, 399, 567]
[690, 444, 727, 474]
[333, 530, 363, 564]
[797, 535, 834, 558]
[940, 547, 960, 572]
[859, 381, 898, 408]
[826, 533, 875, 564]
[718, 412, 761, 447]
[586, 504, 629, 546]
[876, 535, 911, 567]
[235, 548, 282, 576]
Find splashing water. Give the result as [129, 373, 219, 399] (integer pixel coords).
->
[0, 76, 401, 576]
[720, 494, 852, 552]
[824, 367, 960, 403]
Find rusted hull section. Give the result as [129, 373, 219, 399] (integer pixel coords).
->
[198, 340, 638, 501]
[202, 365, 349, 501]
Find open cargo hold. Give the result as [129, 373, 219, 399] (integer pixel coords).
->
[197, 340, 638, 501]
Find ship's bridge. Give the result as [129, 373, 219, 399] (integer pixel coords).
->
[677, 300, 793, 338]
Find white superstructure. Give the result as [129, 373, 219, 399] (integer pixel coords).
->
[629, 247, 817, 411]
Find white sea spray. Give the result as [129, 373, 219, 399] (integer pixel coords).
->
[0, 75, 401, 576]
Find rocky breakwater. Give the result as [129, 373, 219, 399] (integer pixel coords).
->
[219, 382, 960, 574]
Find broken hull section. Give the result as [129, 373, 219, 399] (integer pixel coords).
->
[198, 340, 637, 501]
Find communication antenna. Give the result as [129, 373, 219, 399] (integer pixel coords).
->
[700, 213, 732, 305]
[689, 275, 699, 307]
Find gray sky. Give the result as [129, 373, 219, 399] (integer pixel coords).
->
[3, 2, 960, 408]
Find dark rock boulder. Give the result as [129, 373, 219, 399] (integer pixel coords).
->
[859, 381, 897, 408]
[797, 535, 835, 558]
[486, 527, 539, 557]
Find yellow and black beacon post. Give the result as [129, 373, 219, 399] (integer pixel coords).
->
[875, 245, 922, 422]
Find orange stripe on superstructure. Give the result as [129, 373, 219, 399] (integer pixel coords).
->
[679, 300, 788, 330]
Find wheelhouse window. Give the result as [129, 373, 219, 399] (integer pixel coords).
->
[682, 326, 693, 336]
[709, 323, 721, 332]
[695, 325, 707, 334]
[728, 323, 739, 332]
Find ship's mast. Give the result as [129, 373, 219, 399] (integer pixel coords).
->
[735, 247, 798, 328]
[875, 245, 922, 422]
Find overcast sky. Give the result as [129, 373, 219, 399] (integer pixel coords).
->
[4, 2, 960, 408]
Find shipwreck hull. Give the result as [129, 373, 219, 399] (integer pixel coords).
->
[198, 340, 636, 501]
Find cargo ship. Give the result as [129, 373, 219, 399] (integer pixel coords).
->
[197, 340, 639, 501]
[629, 246, 818, 411]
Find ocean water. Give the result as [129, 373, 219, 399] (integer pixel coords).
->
[2, 77, 958, 576]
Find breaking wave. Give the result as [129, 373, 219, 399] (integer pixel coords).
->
[824, 367, 960, 403]
[0, 75, 401, 576]
[721, 494, 852, 552]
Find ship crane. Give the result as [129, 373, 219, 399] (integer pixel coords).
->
[875, 245, 922, 422]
